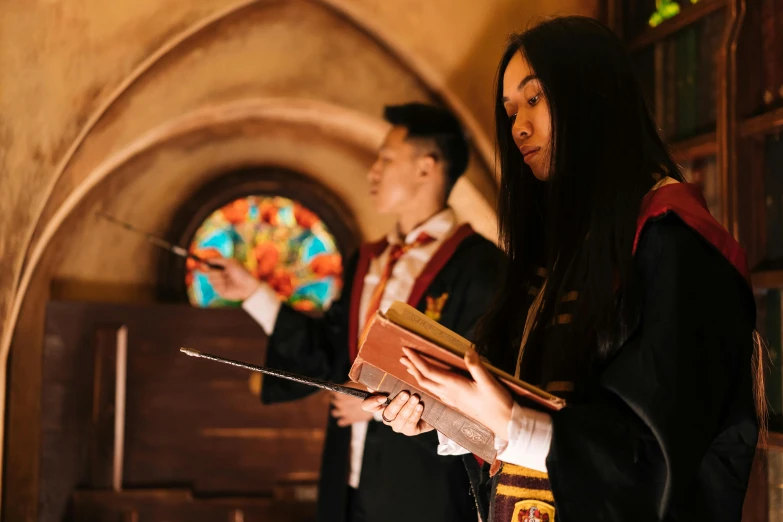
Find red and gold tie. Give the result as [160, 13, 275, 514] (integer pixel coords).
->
[362, 232, 436, 329]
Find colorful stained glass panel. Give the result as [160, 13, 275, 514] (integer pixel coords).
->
[186, 195, 343, 311]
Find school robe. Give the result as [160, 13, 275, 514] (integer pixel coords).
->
[260, 225, 505, 522]
[484, 183, 758, 522]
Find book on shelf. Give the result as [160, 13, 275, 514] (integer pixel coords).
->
[675, 13, 722, 139]
[349, 302, 565, 462]
[698, 10, 721, 132]
[655, 42, 666, 127]
[664, 36, 678, 136]
[766, 132, 783, 260]
[675, 25, 697, 137]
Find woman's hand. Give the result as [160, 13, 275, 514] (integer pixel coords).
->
[361, 392, 434, 436]
[401, 347, 513, 437]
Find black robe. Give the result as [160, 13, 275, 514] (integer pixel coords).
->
[549, 207, 758, 520]
[484, 183, 758, 522]
[260, 226, 504, 522]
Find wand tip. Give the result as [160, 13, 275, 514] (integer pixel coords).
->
[180, 347, 202, 357]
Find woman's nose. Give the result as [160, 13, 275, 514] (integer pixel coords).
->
[513, 119, 531, 141]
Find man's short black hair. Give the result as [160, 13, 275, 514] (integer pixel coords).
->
[383, 103, 469, 192]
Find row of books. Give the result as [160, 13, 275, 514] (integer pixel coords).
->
[634, 11, 723, 141]
[630, 0, 783, 130]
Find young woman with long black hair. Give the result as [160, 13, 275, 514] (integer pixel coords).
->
[364, 16, 764, 522]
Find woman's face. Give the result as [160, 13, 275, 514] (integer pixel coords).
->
[502, 51, 552, 181]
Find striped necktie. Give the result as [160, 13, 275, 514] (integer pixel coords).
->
[362, 232, 436, 331]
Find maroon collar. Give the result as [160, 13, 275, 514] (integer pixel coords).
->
[634, 182, 750, 285]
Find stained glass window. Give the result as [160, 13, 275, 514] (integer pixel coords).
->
[185, 195, 343, 311]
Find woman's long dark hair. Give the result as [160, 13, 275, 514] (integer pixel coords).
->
[475, 16, 684, 371]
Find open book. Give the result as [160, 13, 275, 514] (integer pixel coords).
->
[349, 302, 565, 461]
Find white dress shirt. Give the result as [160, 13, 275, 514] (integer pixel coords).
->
[243, 208, 459, 488]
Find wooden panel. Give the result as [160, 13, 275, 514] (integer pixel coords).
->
[123, 328, 328, 493]
[91, 326, 130, 490]
[40, 311, 99, 522]
[71, 490, 315, 522]
[41, 301, 329, 522]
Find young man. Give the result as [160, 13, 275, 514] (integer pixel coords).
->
[207, 103, 503, 522]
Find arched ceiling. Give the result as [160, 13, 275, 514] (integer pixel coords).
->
[0, 0, 600, 513]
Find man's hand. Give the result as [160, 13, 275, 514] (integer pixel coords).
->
[331, 382, 374, 427]
[205, 258, 261, 301]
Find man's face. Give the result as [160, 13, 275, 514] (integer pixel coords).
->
[367, 126, 423, 215]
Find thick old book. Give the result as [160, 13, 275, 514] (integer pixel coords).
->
[349, 302, 565, 461]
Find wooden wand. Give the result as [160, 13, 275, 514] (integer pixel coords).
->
[180, 348, 374, 400]
[96, 212, 225, 271]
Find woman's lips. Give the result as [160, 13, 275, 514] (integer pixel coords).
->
[519, 145, 540, 161]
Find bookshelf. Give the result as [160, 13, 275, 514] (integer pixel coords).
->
[608, 1, 783, 520]
[610, 0, 736, 227]
[627, 0, 727, 51]
[608, 0, 783, 275]
[741, 106, 783, 138]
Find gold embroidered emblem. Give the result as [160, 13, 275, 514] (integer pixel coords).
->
[512, 499, 555, 522]
[425, 292, 448, 321]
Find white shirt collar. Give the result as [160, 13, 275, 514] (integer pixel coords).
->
[387, 207, 457, 246]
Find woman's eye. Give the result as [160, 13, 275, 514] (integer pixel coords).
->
[528, 94, 541, 106]
[509, 113, 517, 126]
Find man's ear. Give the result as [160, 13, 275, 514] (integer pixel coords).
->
[416, 154, 437, 180]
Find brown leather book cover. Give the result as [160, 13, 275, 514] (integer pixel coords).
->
[350, 305, 565, 412]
